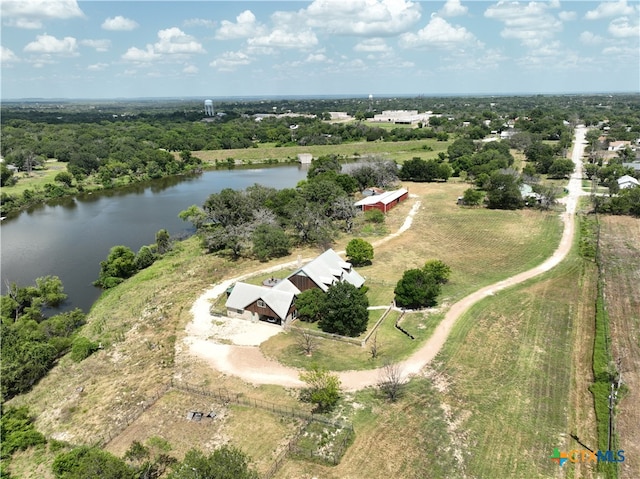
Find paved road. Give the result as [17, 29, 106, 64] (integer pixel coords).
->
[181, 127, 588, 390]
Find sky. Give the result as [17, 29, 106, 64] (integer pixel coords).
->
[1, 0, 639, 99]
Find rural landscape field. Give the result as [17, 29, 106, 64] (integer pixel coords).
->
[2, 90, 639, 479]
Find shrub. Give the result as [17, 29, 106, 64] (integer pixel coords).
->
[70, 337, 99, 362]
[363, 209, 384, 224]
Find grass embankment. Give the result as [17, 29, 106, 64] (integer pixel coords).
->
[261, 181, 563, 371]
[193, 138, 451, 165]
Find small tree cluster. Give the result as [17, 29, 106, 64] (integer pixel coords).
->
[346, 238, 374, 266]
[394, 260, 450, 309]
[299, 366, 341, 412]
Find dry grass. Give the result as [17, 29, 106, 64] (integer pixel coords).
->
[598, 216, 640, 479]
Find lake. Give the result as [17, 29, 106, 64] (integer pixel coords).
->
[0, 165, 309, 313]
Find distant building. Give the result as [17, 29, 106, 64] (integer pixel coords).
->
[608, 140, 632, 151]
[371, 110, 433, 125]
[297, 153, 313, 164]
[617, 175, 640, 189]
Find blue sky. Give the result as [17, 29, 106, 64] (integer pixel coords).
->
[1, 0, 638, 99]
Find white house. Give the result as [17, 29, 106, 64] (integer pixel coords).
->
[617, 175, 640, 189]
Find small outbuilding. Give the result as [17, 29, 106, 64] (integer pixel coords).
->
[297, 153, 313, 164]
[617, 175, 640, 189]
[354, 188, 409, 213]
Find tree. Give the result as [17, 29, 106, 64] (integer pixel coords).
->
[252, 224, 290, 261]
[423, 260, 451, 284]
[54, 171, 74, 187]
[462, 188, 484, 206]
[294, 288, 326, 323]
[299, 366, 341, 412]
[394, 268, 441, 309]
[295, 329, 318, 356]
[1, 163, 17, 187]
[346, 238, 374, 266]
[155, 229, 171, 255]
[547, 158, 575, 178]
[318, 281, 369, 337]
[135, 245, 157, 270]
[94, 245, 137, 288]
[52, 446, 136, 479]
[378, 362, 406, 402]
[485, 171, 523, 210]
[167, 446, 258, 479]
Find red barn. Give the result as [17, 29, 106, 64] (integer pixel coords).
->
[354, 188, 409, 213]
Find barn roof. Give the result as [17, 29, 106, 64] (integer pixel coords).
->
[354, 188, 408, 207]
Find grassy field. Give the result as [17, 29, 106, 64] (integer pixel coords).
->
[2, 160, 67, 195]
[193, 138, 451, 165]
[598, 216, 640, 479]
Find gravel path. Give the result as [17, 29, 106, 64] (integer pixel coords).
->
[181, 128, 587, 391]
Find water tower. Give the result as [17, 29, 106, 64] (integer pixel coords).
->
[204, 99, 214, 116]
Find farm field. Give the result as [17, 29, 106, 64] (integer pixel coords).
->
[1, 160, 67, 195]
[598, 216, 640, 479]
[193, 138, 450, 165]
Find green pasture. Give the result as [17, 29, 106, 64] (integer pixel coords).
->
[193, 138, 452, 165]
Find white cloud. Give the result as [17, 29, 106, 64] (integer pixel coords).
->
[87, 63, 109, 71]
[399, 16, 478, 49]
[302, 0, 422, 36]
[608, 16, 639, 38]
[122, 46, 160, 62]
[24, 34, 78, 55]
[210, 51, 252, 71]
[102, 15, 139, 31]
[2, 0, 84, 29]
[484, 1, 563, 48]
[248, 29, 318, 49]
[154, 27, 205, 54]
[122, 27, 205, 62]
[80, 39, 111, 52]
[439, 0, 468, 17]
[184, 18, 216, 28]
[558, 11, 576, 21]
[183, 64, 199, 74]
[305, 52, 330, 63]
[216, 10, 264, 39]
[354, 38, 392, 52]
[585, 0, 635, 20]
[579, 31, 604, 45]
[1, 46, 19, 63]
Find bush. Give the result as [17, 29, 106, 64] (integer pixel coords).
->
[0, 407, 47, 459]
[363, 209, 384, 223]
[346, 238, 374, 266]
[394, 268, 442, 309]
[70, 337, 99, 362]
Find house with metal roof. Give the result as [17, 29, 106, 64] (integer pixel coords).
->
[225, 279, 300, 325]
[617, 175, 640, 189]
[225, 249, 364, 325]
[286, 248, 364, 293]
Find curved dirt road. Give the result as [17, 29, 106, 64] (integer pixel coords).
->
[182, 127, 588, 391]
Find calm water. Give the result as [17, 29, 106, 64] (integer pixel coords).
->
[0, 165, 308, 313]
